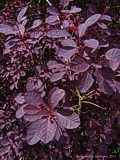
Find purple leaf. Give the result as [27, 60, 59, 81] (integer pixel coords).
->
[47, 7, 59, 16]
[105, 48, 120, 59]
[0, 24, 18, 35]
[15, 94, 25, 104]
[27, 118, 57, 145]
[109, 59, 120, 71]
[62, 20, 70, 28]
[70, 6, 82, 13]
[60, 0, 73, 7]
[85, 14, 101, 27]
[49, 71, 66, 82]
[94, 70, 114, 95]
[16, 87, 81, 145]
[40, 118, 57, 144]
[47, 60, 65, 70]
[84, 39, 99, 52]
[17, 6, 28, 23]
[47, 61, 66, 82]
[23, 104, 41, 115]
[97, 22, 108, 29]
[56, 112, 80, 129]
[46, 29, 70, 38]
[100, 15, 112, 21]
[71, 59, 90, 73]
[78, 14, 101, 38]
[45, 15, 59, 24]
[54, 126, 64, 141]
[60, 39, 77, 48]
[78, 23, 87, 38]
[18, 24, 25, 36]
[24, 113, 44, 122]
[16, 104, 27, 118]
[79, 73, 94, 93]
[61, 6, 81, 14]
[25, 92, 44, 107]
[29, 19, 42, 30]
[26, 77, 43, 92]
[99, 43, 109, 48]
[16, 104, 43, 119]
[105, 48, 120, 71]
[57, 48, 77, 60]
[49, 87, 65, 108]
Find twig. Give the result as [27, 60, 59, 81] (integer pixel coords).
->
[83, 101, 106, 110]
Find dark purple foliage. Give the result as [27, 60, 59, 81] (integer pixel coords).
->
[0, 0, 120, 159]
[15, 86, 80, 144]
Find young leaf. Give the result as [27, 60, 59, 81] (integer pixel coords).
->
[97, 22, 108, 29]
[85, 14, 101, 27]
[29, 19, 42, 30]
[17, 6, 28, 23]
[100, 15, 112, 22]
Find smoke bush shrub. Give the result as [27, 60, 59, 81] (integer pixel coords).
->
[0, 0, 120, 153]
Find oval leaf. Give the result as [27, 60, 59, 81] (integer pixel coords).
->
[61, 6, 81, 14]
[27, 118, 57, 145]
[105, 48, 120, 71]
[85, 14, 101, 27]
[79, 72, 94, 93]
[0, 24, 17, 35]
[49, 87, 65, 108]
[29, 19, 42, 30]
[25, 91, 44, 107]
[46, 15, 59, 24]
[17, 6, 28, 23]
[50, 71, 66, 82]
[16, 104, 27, 118]
[61, 39, 77, 48]
[84, 39, 99, 52]
[78, 23, 87, 38]
[56, 112, 80, 129]
[100, 15, 112, 21]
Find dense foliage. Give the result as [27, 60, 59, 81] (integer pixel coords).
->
[0, 0, 120, 159]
